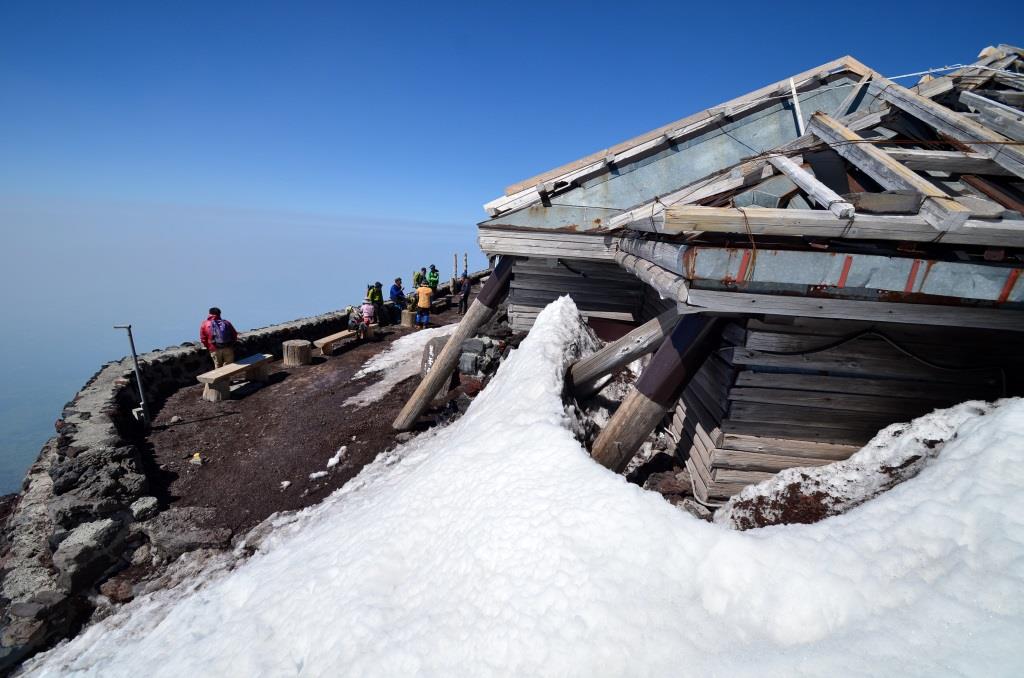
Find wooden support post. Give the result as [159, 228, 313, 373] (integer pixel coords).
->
[282, 340, 312, 367]
[569, 308, 679, 400]
[767, 154, 854, 218]
[590, 315, 722, 473]
[807, 112, 970, 231]
[392, 256, 516, 431]
[789, 77, 805, 135]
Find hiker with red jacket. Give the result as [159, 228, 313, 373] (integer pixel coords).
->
[200, 307, 238, 368]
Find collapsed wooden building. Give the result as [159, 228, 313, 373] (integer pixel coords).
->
[398, 45, 1024, 505]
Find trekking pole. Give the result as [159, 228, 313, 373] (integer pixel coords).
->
[113, 324, 151, 428]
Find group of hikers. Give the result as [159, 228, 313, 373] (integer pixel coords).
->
[198, 266, 473, 368]
[351, 264, 472, 338]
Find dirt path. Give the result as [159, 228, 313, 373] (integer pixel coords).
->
[146, 308, 463, 535]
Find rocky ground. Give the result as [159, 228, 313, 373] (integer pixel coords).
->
[136, 307, 473, 554]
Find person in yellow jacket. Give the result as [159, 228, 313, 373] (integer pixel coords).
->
[415, 282, 433, 329]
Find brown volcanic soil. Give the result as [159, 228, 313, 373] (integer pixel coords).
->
[146, 307, 464, 535]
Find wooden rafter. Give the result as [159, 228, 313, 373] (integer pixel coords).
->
[870, 77, 1024, 179]
[806, 112, 971, 231]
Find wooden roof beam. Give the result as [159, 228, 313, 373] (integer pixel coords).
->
[870, 77, 1024, 180]
[767, 154, 854, 218]
[648, 205, 1024, 247]
[806, 112, 971, 231]
[883, 148, 1012, 176]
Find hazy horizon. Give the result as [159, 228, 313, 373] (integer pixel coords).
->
[0, 194, 482, 492]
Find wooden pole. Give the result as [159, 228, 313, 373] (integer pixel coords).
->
[590, 315, 722, 473]
[392, 256, 516, 431]
[282, 339, 312, 367]
[569, 308, 679, 399]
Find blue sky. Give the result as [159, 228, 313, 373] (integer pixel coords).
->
[0, 1, 1021, 491]
[3, 1, 1020, 223]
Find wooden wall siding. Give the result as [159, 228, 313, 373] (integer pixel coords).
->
[507, 257, 644, 332]
[478, 227, 617, 261]
[670, 317, 1017, 504]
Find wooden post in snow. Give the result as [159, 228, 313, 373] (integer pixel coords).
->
[590, 315, 723, 473]
[392, 256, 516, 431]
[569, 308, 679, 400]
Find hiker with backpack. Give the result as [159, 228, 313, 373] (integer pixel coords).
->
[200, 307, 238, 368]
[415, 280, 433, 329]
[367, 281, 387, 327]
[427, 264, 440, 291]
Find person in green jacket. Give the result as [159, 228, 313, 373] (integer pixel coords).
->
[427, 264, 440, 291]
[366, 282, 387, 326]
[412, 267, 426, 287]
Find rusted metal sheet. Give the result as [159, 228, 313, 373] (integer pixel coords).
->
[684, 247, 1024, 303]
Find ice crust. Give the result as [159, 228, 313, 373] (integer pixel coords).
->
[344, 324, 458, 408]
[25, 297, 1024, 677]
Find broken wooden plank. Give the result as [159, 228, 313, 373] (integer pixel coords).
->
[767, 154, 855, 218]
[806, 112, 971, 231]
[871, 77, 1024, 179]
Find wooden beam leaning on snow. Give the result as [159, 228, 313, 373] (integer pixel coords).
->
[392, 257, 516, 431]
[568, 308, 679, 400]
[807, 112, 971, 231]
[645, 205, 1024, 248]
[766, 154, 854, 218]
[591, 315, 724, 473]
[869, 76, 1024, 179]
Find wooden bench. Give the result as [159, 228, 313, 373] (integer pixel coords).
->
[197, 353, 274, 402]
[313, 323, 379, 356]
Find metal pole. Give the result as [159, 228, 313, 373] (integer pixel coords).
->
[114, 324, 151, 428]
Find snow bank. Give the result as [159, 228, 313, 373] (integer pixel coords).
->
[344, 324, 457, 408]
[715, 402, 998, 529]
[25, 297, 1024, 677]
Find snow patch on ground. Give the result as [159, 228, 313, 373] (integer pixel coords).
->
[344, 324, 458, 409]
[307, 471, 327, 480]
[327, 446, 347, 468]
[24, 297, 1024, 677]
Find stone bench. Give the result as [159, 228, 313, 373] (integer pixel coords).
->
[313, 323, 379, 356]
[196, 353, 274, 402]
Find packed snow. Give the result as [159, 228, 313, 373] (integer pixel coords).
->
[716, 402, 997, 529]
[344, 324, 457, 408]
[25, 297, 1024, 677]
